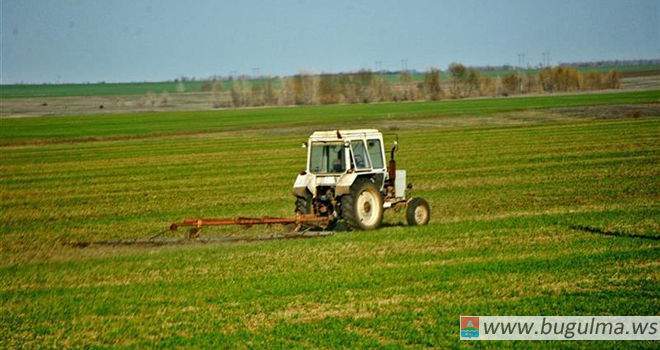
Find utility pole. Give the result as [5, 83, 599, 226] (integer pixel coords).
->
[517, 53, 525, 94]
[517, 53, 528, 69]
[542, 51, 551, 67]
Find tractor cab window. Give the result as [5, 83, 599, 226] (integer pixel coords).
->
[367, 139, 384, 169]
[309, 142, 346, 173]
[350, 140, 371, 170]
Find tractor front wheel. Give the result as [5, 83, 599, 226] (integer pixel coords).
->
[406, 197, 430, 226]
[341, 179, 383, 230]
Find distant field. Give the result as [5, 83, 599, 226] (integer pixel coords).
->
[2, 64, 658, 98]
[2, 90, 659, 145]
[1, 91, 658, 348]
[0, 80, 210, 99]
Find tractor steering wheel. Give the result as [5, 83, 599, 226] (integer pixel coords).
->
[354, 154, 364, 167]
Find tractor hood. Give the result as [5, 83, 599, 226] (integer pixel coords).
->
[293, 172, 358, 197]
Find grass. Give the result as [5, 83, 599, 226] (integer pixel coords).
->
[1, 81, 188, 99]
[1, 91, 659, 348]
[0, 81, 211, 99]
[2, 90, 659, 145]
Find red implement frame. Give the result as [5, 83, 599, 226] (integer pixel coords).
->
[170, 214, 331, 238]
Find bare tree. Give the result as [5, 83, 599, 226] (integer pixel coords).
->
[263, 77, 277, 106]
[423, 68, 443, 100]
[278, 77, 296, 106]
[448, 63, 467, 98]
[502, 72, 521, 95]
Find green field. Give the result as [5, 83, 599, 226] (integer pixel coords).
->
[0, 81, 207, 99]
[3, 90, 659, 145]
[2, 64, 658, 99]
[1, 91, 659, 348]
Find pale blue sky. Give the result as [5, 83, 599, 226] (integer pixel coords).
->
[1, 0, 658, 84]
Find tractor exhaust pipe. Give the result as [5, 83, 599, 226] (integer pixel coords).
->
[389, 139, 398, 181]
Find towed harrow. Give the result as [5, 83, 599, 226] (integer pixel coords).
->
[169, 213, 332, 238]
[67, 214, 332, 247]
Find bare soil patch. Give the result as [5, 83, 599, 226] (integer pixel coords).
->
[550, 103, 660, 119]
[621, 70, 660, 78]
[0, 92, 231, 118]
[622, 75, 660, 90]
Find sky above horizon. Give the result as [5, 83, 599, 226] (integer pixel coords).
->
[1, 0, 658, 84]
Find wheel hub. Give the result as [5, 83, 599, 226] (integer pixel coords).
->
[363, 201, 371, 213]
[356, 190, 378, 226]
[414, 205, 428, 224]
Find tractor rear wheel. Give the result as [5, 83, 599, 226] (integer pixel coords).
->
[406, 197, 430, 226]
[341, 179, 383, 230]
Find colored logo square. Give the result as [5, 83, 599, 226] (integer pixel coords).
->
[461, 316, 480, 338]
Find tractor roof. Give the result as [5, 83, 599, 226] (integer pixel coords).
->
[309, 129, 382, 141]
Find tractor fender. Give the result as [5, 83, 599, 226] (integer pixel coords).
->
[293, 173, 315, 197]
[335, 172, 359, 196]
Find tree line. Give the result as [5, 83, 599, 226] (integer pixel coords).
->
[197, 63, 622, 108]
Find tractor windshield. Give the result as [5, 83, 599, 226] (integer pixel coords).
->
[309, 142, 346, 174]
[367, 139, 384, 169]
[350, 140, 371, 170]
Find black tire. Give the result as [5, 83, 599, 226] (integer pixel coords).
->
[294, 192, 312, 214]
[341, 178, 383, 230]
[406, 197, 430, 226]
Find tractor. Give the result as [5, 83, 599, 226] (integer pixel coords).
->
[170, 129, 429, 237]
[293, 129, 430, 230]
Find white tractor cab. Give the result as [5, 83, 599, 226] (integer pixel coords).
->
[293, 129, 430, 230]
